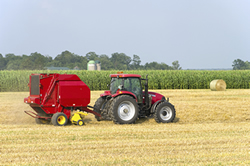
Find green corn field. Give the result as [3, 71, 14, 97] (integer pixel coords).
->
[0, 70, 250, 92]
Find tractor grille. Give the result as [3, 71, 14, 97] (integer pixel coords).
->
[31, 75, 40, 95]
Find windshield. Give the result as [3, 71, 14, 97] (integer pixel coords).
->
[110, 77, 122, 94]
[110, 77, 143, 103]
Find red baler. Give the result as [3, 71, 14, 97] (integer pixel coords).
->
[24, 73, 100, 126]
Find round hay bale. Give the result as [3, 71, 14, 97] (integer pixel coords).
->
[210, 79, 226, 91]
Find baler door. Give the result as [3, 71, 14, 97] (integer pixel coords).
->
[30, 75, 40, 95]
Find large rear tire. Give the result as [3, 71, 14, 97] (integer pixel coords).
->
[93, 97, 106, 121]
[51, 112, 68, 126]
[154, 102, 175, 123]
[110, 95, 139, 124]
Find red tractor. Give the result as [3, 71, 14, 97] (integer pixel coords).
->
[94, 72, 176, 124]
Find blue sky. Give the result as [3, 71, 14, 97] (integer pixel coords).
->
[1, 0, 250, 69]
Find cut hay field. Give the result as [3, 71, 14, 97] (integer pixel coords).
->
[0, 90, 250, 165]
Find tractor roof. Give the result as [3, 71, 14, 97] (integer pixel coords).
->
[110, 73, 141, 78]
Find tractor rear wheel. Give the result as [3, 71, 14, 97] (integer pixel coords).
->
[154, 102, 175, 123]
[110, 95, 139, 124]
[94, 97, 106, 121]
[51, 112, 68, 126]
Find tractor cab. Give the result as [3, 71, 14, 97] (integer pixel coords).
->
[109, 73, 143, 103]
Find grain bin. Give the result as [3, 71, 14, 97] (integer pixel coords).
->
[87, 60, 96, 70]
[95, 60, 101, 71]
[210, 79, 226, 91]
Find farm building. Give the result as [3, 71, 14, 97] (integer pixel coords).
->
[87, 60, 101, 71]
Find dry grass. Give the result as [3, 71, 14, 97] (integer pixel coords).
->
[1, 90, 250, 165]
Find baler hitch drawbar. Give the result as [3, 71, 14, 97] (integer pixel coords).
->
[24, 111, 52, 120]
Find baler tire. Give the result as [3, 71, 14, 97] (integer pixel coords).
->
[94, 97, 106, 121]
[154, 102, 176, 123]
[77, 120, 84, 126]
[110, 95, 139, 124]
[51, 112, 68, 126]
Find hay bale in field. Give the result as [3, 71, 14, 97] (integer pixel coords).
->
[210, 79, 226, 91]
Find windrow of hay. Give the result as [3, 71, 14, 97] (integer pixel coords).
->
[210, 79, 227, 91]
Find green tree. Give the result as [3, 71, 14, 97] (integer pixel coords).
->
[5, 54, 22, 70]
[111, 52, 131, 70]
[5, 53, 17, 64]
[130, 55, 141, 69]
[161, 62, 173, 70]
[232, 59, 247, 70]
[77, 56, 88, 70]
[86, 52, 99, 61]
[98, 54, 113, 70]
[6, 59, 22, 70]
[30, 52, 52, 69]
[19, 57, 34, 70]
[172, 60, 182, 70]
[245, 61, 250, 69]
[53, 50, 83, 69]
[144, 61, 172, 70]
[0, 54, 6, 70]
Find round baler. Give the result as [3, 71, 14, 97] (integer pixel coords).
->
[24, 73, 101, 126]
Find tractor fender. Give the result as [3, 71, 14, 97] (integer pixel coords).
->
[150, 97, 168, 114]
[111, 91, 138, 102]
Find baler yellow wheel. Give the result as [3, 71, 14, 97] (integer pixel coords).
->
[57, 116, 66, 125]
[52, 112, 68, 126]
[77, 119, 84, 126]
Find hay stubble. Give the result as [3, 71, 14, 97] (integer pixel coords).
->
[1, 90, 250, 165]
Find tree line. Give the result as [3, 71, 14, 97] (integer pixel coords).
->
[0, 51, 248, 70]
[232, 59, 250, 70]
[0, 51, 181, 70]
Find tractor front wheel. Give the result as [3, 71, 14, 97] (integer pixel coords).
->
[110, 95, 139, 124]
[154, 102, 176, 123]
[51, 112, 68, 126]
